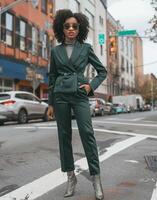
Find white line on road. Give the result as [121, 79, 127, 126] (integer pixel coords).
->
[150, 181, 157, 200]
[93, 120, 157, 127]
[131, 117, 145, 121]
[14, 126, 157, 139]
[106, 117, 144, 121]
[0, 130, 147, 200]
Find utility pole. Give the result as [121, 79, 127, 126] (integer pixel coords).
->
[151, 80, 154, 111]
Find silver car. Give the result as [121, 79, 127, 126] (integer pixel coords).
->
[0, 91, 48, 124]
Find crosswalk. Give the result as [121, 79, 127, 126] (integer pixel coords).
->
[2, 118, 156, 200]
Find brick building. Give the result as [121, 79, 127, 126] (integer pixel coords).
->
[0, 0, 54, 98]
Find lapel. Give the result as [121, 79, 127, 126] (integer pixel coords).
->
[55, 41, 84, 68]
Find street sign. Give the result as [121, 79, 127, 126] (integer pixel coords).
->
[98, 34, 105, 45]
[118, 30, 137, 36]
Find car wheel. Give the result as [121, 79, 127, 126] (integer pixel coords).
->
[18, 109, 28, 124]
[43, 109, 48, 122]
[0, 121, 4, 126]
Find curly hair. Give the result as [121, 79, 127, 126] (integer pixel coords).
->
[53, 9, 89, 43]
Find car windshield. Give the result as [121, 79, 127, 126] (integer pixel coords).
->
[89, 100, 96, 105]
[113, 104, 120, 107]
[0, 94, 11, 100]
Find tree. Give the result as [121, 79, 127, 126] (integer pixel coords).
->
[146, 0, 157, 42]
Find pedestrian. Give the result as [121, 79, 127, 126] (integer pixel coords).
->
[47, 9, 107, 200]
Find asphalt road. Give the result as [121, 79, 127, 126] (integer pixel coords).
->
[0, 110, 157, 200]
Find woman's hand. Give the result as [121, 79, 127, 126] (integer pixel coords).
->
[47, 106, 54, 120]
[79, 84, 91, 95]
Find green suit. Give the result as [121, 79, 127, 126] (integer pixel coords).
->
[48, 41, 107, 175]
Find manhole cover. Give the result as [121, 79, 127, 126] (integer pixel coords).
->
[144, 155, 157, 172]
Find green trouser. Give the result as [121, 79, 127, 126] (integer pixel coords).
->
[54, 91, 100, 175]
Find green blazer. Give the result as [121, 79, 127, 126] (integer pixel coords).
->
[48, 41, 107, 106]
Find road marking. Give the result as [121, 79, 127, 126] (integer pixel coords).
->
[14, 126, 157, 139]
[131, 117, 144, 121]
[150, 181, 157, 200]
[0, 131, 147, 200]
[107, 117, 144, 121]
[125, 160, 139, 163]
[93, 120, 157, 127]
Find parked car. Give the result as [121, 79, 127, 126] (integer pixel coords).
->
[112, 103, 127, 114]
[0, 91, 49, 125]
[0, 104, 15, 125]
[89, 98, 106, 117]
[104, 102, 113, 115]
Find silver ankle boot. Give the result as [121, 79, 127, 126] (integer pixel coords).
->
[92, 175, 104, 200]
[64, 171, 77, 198]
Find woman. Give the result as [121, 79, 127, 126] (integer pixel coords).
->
[47, 9, 107, 200]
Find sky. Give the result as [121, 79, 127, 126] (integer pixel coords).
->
[107, 0, 157, 76]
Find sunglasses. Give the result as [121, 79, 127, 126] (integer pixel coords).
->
[63, 23, 80, 30]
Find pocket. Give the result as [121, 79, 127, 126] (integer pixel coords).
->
[54, 74, 77, 93]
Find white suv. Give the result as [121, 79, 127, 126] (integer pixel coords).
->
[0, 91, 48, 124]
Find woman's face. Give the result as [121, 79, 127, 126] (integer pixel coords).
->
[63, 17, 79, 41]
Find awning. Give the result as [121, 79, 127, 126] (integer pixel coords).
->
[0, 58, 26, 80]
[0, 58, 48, 84]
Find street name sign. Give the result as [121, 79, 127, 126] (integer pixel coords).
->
[118, 30, 137, 36]
[98, 34, 105, 45]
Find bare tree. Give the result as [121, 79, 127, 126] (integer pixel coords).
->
[146, 0, 157, 42]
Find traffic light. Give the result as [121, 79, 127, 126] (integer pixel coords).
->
[109, 36, 117, 54]
[48, 3, 53, 17]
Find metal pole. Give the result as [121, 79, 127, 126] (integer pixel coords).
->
[0, 6, 1, 48]
[151, 80, 154, 111]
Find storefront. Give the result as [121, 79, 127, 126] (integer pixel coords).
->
[0, 57, 48, 98]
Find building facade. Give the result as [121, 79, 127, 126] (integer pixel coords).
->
[106, 11, 119, 99]
[0, 0, 54, 98]
[118, 25, 135, 95]
[134, 34, 144, 93]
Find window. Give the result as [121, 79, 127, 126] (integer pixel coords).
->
[126, 61, 129, 73]
[0, 79, 13, 92]
[20, 20, 26, 50]
[121, 56, 125, 71]
[69, 0, 80, 12]
[88, 0, 95, 4]
[6, 13, 13, 46]
[41, 0, 48, 13]
[121, 78, 125, 89]
[42, 33, 48, 59]
[26, 23, 32, 51]
[99, 16, 103, 26]
[130, 64, 133, 75]
[4, 79, 12, 87]
[120, 37, 124, 51]
[0, 79, 2, 87]
[1, 13, 6, 42]
[85, 9, 94, 28]
[32, 27, 38, 54]
[15, 18, 26, 50]
[85, 9, 94, 45]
